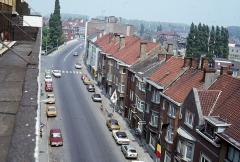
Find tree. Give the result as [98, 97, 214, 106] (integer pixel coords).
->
[215, 26, 221, 57]
[221, 27, 229, 58]
[49, 0, 63, 48]
[208, 26, 215, 60]
[140, 24, 145, 37]
[186, 23, 196, 57]
[156, 25, 162, 32]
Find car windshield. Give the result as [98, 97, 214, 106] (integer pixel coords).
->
[116, 132, 127, 138]
[52, 132, 61, 138]
[53, 70, 60, 73]
[94, 94, 101, 98]
[129, 149, 137, 153]
[111, 120, 118, 125]
[45, 75, 51, 79]
[48, 107, 56, 111]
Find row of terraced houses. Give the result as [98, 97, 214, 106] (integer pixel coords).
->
[85, 32, 240, 162]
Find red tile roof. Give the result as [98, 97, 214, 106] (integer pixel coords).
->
[148, 57, 185, 88]
[208, 74, 240, 143]
[164, 69, 204, 103]
[197, 90, 221, 116]
[95, 33, 158, 65]
[113, 40, 157, 65]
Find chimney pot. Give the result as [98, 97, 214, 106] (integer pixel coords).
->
[140, 42, 147, 58]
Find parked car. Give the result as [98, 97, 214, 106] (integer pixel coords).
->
[49, 128, 63, 146]
[121, 144, 138, 159]
[86, 84, 95, 92]
[44, 74, 53, 82]
[81, 74, 87, 80]
[46, 93, 55, 104]
[75, 63, 82, 69]
[52, 70, 61, 78]
[73, 52, 78, 56]
[106, 119, 120, 131]
[112, 130, 130, 145]
[91, 93, 102, 102]
[83, 78, 91, 85]
[45, 81, 53, 92]
[46, 105, 57, 117]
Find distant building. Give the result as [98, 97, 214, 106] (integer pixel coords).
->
[228, 44, 240, 62]
[86, 16, 137, 37]
[62, 18, 86, 41]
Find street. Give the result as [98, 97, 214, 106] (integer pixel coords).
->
[40, 40, 127, 162]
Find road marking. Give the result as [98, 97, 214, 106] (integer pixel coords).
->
[66, 71, 68, 73]
[62, 71, 65, 73]
[69, 71, 72, 74]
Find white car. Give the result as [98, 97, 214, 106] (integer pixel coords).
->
[44, 74, 53, 82]
[52, 70, 61, 78]
[46, 93, 55, 104]
[112, 130, 130, 145]
[75, 63, 82, 69]
[121, 145, 138, 159]
[91, 94, 102, 102]
[73, 52, 78, 56]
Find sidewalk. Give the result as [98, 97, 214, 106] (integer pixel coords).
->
[79, 52, 153, 162]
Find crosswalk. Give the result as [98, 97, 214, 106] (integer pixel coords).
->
[61, 70, 82, 75]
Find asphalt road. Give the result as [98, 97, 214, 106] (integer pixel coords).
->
[42, 40, 126, 162]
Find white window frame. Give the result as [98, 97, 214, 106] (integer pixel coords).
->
[168, 103, 176, 118]
[150, 111, 158, 127]
[149, 133, 156, 150]
[135, 95, 145, 112]
[200, 153, 212, 162]
[151, 89, 160, 104]
[129, 90, 134, 101]
[164, 151, 171, 162]
[185, 110, 194, 129]
[107, 73, 112, 81]
[165, 127, 174, 144]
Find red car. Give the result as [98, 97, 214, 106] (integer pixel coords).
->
[49, 128, 63, 146]
[81, 74, 87, 80]
[45, 81, 53, 92]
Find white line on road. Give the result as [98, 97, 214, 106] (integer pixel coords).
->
[63, 45, 81, 62]
[62, 71, 65, 73]
[69, 71, 72, 74]
[66, 71, 68, 74]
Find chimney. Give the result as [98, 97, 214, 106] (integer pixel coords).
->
[167, 43, 173, 54]
[166, 54, 173, 61]
[114, 33, 120, 43]
[119, 35, 125, 49]
[183, 57, 192, 67]
[140, 42, 147, 58]
[200, 57, 209, 70]
[191, 58, 200, 69]
[220, 66, 231, 75]
[126, 25, 132, 36]
[202, 68, 217, 89]
[158, 53, 166, 61]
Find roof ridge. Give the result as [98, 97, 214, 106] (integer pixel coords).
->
[208, 90, 222, 116]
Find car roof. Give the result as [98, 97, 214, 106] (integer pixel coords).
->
[50, 128, 61, 133]
[123, 144, 136, 150]
[48, 93, 54, 96]
[48, 105, 56, 109]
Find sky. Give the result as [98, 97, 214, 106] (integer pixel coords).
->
[28, 0, 240, 27]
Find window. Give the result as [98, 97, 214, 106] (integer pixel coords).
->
[148, 84, 151, 91]
[150, 111, 158, 127]
[227, 146, 240, 162]
[165, 127, 173, 143]
[122, 68, 126, 74]
[151, 89, 160, 104]
[135, 95, 145, 112]
[131, 75, 135, 82]
[168, 104, 176, 118]
[107, 73, 112, 81]
[200, 154, 212, 162]
[145, 103, 150, 113]
[185, 110, 194, 128]
[149, 133, 157, 150]
[138, 81, 146, 92]
[164, 151, 171, 162]
[129, 90, 134, 101]
[177, 140, 194, 161]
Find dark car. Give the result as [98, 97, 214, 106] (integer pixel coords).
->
[45, 81, 53, 92]
[92, 93, 102, 102]
[49, 128, 63, 146]
[87, 84, 95, 92]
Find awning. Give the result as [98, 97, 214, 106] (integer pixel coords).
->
[177, 127, 196, 142]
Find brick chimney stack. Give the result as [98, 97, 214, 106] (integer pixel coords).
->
[140, 42, 147, 58]
[183, 57, 192, 67]
[119, 35, 125, 49]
